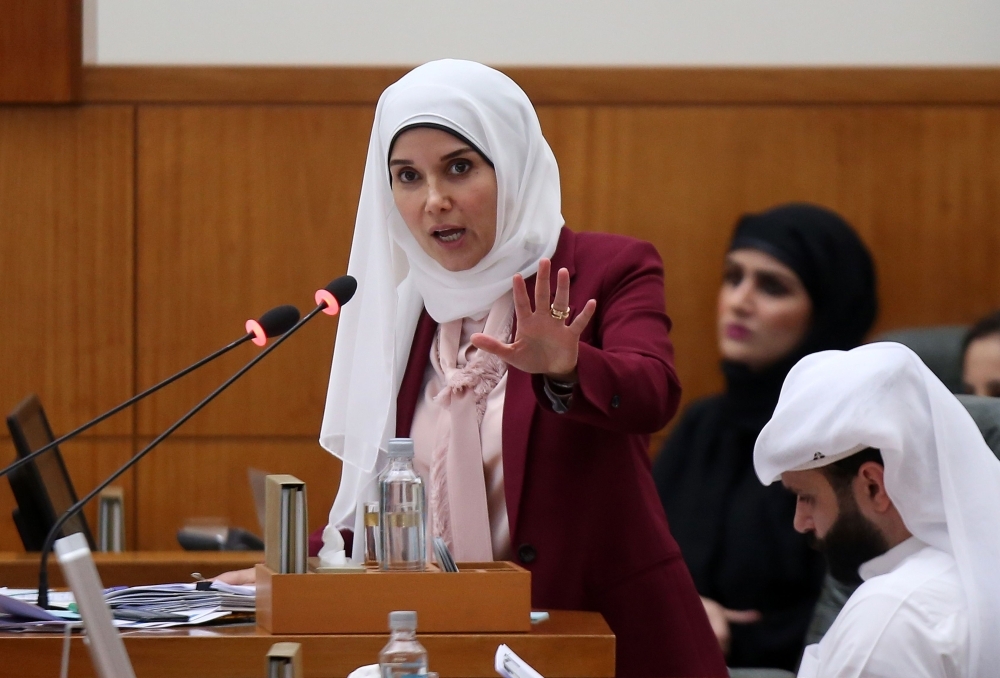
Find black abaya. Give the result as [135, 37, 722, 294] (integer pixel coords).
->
[653, 203, 878, 670]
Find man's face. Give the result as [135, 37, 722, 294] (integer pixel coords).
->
[782, 469, 889, 584]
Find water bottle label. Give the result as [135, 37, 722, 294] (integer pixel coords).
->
[381, 661, 426, 678]
[384, 512, 421, 528]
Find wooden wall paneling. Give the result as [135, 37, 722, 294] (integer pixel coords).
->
[134, 439, 342, 550]
[81, 66, 1000, 106]
[0, 437, 136, 551]
[537, 105, 1000, 417]
[0, 105, 135, 433]
[853, 107, 1000, 330]
[0, 0, 81, 102]
[135, 105, 373, 437]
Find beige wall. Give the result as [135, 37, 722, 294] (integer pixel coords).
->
[88, 0, 1000, 66]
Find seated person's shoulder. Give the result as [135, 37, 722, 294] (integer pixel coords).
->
[817, 548, 968, 677]
[851, 546, 964, 616]
[662, 395, 726, 445]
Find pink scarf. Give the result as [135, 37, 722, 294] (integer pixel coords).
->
[428, 294, 513, 562]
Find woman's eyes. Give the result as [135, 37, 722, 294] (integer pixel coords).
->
[723, 267, 794, 297]
[448, 159, 473, 175]
[757, 274, 791, 297]
[722, 268, 743, 286]
[396, 168, 419, 183]
[394, 159, 472, 184]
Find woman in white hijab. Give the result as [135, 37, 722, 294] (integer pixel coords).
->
[754, 342, 1000, 677]
[318, 60, 727, 677]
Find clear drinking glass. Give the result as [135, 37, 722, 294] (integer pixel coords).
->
[364, 501, 381, 566]
[379, 438, 426, 571]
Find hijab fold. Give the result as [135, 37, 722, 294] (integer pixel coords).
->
[318, 60, 564, 560]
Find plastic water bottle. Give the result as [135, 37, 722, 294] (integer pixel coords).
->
[379, 438, 426, 571]
[379, 610, 428, 678]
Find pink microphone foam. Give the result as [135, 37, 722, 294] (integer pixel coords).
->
[245, 319, 267, 346]
[314, 289, 340, 316]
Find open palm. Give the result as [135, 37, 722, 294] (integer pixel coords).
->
[471, 258, 597, 381]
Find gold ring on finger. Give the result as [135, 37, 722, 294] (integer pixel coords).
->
[550, 304, 571, 321]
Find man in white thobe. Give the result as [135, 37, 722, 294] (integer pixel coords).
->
[753, 343, 1000, 678]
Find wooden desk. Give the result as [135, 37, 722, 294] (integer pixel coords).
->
[0, 551, 264, 588]
[0, 610, 615, 678]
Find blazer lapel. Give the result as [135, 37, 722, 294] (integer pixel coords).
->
[502, 227, 575, 540]
[396, 310, 438, 437]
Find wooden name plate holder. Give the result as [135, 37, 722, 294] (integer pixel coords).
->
[256, 560, 531, 634]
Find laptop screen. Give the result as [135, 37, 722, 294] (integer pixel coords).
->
[6, 394, 93, 549]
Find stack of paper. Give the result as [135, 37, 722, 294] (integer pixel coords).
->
[0, 582, 255, 631]
[105, 582, 255, 614]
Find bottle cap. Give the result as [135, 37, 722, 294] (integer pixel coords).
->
[388, 610, 417, 630]
[387, 438, 414, 459]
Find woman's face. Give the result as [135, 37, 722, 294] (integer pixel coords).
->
[963, 333, 1000, 397]
[389, 127, 498, 272]
[717, 248, 813, 371]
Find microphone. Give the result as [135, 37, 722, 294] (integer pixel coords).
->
[0, 305, 300, 481]
[35, 276, 356, 608]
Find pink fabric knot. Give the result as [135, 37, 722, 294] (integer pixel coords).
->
[427, 295, 513, 562]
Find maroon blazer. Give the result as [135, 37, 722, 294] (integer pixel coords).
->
[395, 228, 727, 678]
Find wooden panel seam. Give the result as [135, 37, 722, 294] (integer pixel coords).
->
[82, 66, 1000, 105]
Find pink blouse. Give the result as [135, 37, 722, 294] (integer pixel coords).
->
[410, 312, 512, 562]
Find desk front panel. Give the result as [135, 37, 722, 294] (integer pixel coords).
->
[0, 611, 615, 678]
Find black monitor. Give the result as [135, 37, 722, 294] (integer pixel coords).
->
[5, 394, 95, 551]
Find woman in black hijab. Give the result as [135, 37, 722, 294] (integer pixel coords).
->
[653, 203, 877, 671]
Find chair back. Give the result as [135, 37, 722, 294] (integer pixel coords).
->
[874, 326, 968, 394]
[956, 394, 1000, 457]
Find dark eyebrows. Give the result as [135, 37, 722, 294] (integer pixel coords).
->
[756, 270, 793, 286]
[442, 147, 475, 161]
[387, 146, 476, 168]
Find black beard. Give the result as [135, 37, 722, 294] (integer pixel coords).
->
[807, 497, 890, 585]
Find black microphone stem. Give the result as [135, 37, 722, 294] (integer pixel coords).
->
[36, 303, 328, 608]
[1, 333, 254, 480]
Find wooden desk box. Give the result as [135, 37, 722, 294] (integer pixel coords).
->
[256, 560, 531, 634]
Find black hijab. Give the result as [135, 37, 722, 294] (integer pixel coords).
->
[719, 203, 878, 434]
[729, 202, 877, 357]
[654, 203, 877, 669]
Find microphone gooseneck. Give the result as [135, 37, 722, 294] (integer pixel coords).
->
[36, 280, 353, 608]
[0, 305, 300, 481]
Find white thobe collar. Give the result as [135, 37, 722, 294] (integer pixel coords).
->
[859, 535, 925, 582]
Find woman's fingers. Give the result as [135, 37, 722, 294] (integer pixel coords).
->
[470, 332, 515, 360]
[722, 608, 762, 625]
[568, 299, 597, 333]
[552, 267, 571, 316]
[212, 567, 257, 585]
[511, 273, 533, 319]
[534, 258, 551, 313]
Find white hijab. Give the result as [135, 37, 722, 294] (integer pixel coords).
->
[318, 60, 564, 557]
[754, 342, 1000, 677]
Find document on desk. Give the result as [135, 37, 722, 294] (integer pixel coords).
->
[0, 583, 254, 631]
[495, 644, 545, 678]
[105, 582, 256, 613]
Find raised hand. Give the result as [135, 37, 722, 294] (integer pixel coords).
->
[471, 258, 597, 381]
